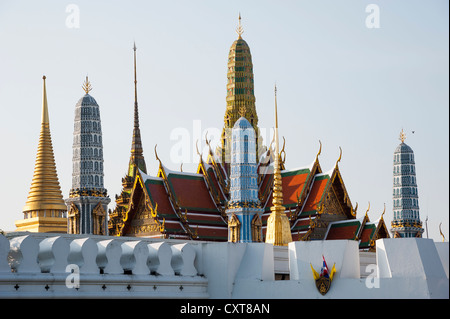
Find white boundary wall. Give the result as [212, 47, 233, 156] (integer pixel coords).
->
[0, 233, 207, 298]
[0, 233, 448, 299]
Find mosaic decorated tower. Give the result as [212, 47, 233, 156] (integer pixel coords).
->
[15, 76, 68, 233]
[390, 130, 424, 238]
[66, 77, 110, 235]
[219, 14, 262, 166]
[226, 117, 263, 243]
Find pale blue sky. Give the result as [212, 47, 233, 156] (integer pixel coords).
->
[0, 0, 448, 241]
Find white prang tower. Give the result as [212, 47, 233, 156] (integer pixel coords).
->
[390, 129, 424, 238]
[66, 77, 110, 235]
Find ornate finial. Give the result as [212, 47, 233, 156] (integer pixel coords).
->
[205, 131, 213, 155]
[335, 146, 342, 167]
[236, 13, 244, 39]
[352, 202, 358, 215]
[365, 202, 370, 217]
[439, 222, 446, 242]
[82, 76, 92, 94]
[315, 140, 322, 162]
[154, 144, 161, 163]
[399, 129, 406, 143]
[195, 139, 202, 159]
[279, 136, 286, 165]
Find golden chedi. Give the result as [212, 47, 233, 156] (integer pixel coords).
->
[15, 76, 68, 233]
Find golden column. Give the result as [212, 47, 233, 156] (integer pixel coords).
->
[15, 76, 68, 233]
[265, 85, 292, 246]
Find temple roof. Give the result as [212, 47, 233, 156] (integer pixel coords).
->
[165, 171, 218, 212]
[324, 213, 388, 249]
[77, 94, 98, 106]
[395, 142, 414, 154]
[137, 164, 229, 241]
[112, 146, 388, 246]
[108, 17, 390, 245]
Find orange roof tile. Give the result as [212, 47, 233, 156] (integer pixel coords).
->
[301, 174, 330, 215]
[281, 168, 310, 207]
[167, 173, 218, 212]
[359, 223, 377, 248]
[144, 178, 176, 218]
[325, 220, 361, 240]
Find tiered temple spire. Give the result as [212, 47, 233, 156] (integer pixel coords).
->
[219, 14, 261, 167]
[265, 85, 292, 246]
[15, 76, 68, 233]
[128, 42, 147, 177]
[66, 76, 110, 235]
[391, 129, 424, 238]
[108, 42, 148, 235]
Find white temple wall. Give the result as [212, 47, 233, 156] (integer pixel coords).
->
[435, 242, 449, 279]
[0, 233, 448, 299]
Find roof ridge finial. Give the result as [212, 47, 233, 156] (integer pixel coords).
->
[335, 146, 342, 167]
[236, 12, 244, 39]
[82, 75, 92, 94]
[365, 201, 370, 218]
[439, 222, 446, 242]
[315, 140, 322, 162]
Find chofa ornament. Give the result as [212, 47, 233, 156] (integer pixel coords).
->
[310, 255, 336, 295]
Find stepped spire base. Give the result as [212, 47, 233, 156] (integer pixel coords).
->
[265, 208, 292, 246]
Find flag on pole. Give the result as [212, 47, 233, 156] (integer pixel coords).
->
[320, 255, 329, 278]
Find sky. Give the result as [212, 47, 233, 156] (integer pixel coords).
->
[0, 0, 448, 241]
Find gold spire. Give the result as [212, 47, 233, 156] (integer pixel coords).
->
[16, 76, 67, 233]
[82, 75, 92, 94]
[41, 75, 49, 124]
[128, 41, 147, 176]
[236, 12, 244, 39]
[133, 41, 138, 104]
[399, 128, 406, 143]
[265, 84, 293, 246]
